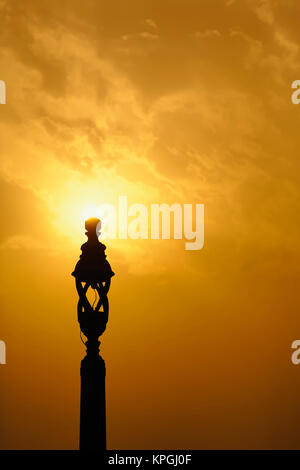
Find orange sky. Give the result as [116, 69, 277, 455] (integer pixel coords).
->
[1, 0, 300, 449]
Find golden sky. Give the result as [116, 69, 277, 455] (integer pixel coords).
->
[1, 0, 300, 449]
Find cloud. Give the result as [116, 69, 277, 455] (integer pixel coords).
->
[139, 31, 159, 40]
[122, 31, 159, 41]
[145, 18, 157, 29]
[251, 0, 274, 25]
[0, 235, 47, 251]
[194, 29, 221, 39]
[1, 0, 300, 270]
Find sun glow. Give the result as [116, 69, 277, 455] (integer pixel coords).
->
[48, 174, 158, 252]
[48, 179, 117, 244]
[81, 204, 103, 223]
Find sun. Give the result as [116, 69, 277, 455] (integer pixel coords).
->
[81, 204, 103, 223]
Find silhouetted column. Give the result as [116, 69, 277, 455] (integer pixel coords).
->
[80, 340, 106, 450]
[72, 217, 114, 451]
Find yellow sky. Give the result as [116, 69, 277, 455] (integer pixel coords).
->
[1, 0, 300, 449]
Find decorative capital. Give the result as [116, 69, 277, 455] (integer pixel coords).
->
[72, 218, 114, 352]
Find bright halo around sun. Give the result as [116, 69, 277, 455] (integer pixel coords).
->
[81, 204, 102, 223]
